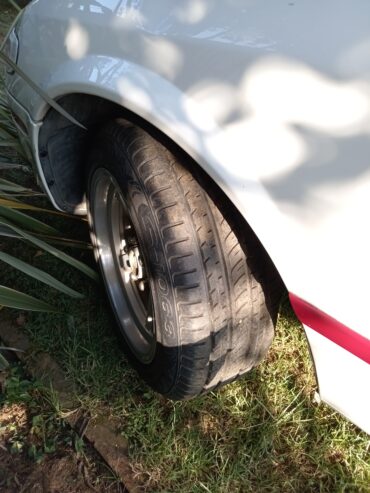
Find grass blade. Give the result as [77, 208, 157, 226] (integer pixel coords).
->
[6, 1, 21, 13]
[0, 352, 9, 370]
[0, 140, 18, 147]
[0, 183, 27, 192]
[0, 162, 29, 171]
[0, 251, 85, 299]
[0, 125, 16, 139]
[0, 224, 18, 238]
[0, 225, 91, 250]
[0, 177, 31, 192]
[0, 205, 60, 235]
[0, 347, 24, 353]
[0, 191, 45, 198]
[0, 51, 87, 130]
[0, 217, 99, 282]
[0, 197, 87, 221]
[33, 234, 92, 250]
[0, 285, 58, 312]
[1, 8, 23, 34]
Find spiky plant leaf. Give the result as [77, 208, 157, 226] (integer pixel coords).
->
[0, 8, 94, 315]
[0, 217, 99, 281]
[0, 286, 58, 312]
[0, 251, 84, 299]
[0, 205, 60, 235]
[0, 52, 86, 130]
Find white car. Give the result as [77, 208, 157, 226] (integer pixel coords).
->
[2, 0, 370, 434]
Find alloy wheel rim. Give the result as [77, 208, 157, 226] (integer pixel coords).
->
[91, 168, 156, 364]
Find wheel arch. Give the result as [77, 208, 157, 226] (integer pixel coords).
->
[39, 90, 223, 215]
[30, 58, 275, 214]
[39, 91, 285, 314]
[33, 54, 287, 293]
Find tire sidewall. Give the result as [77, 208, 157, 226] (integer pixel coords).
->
[87, 136, 181, 395]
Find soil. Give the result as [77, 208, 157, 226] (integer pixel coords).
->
[0, 402, 125, 492]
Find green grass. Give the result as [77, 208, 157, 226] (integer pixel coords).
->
[2, 245, 369, 491]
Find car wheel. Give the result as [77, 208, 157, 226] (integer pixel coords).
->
[86, 119, 279, 399]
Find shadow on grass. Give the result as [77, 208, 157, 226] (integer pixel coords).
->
[10, 287, 367, 493]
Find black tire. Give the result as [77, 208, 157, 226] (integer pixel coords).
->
[86, 119, 280, 400]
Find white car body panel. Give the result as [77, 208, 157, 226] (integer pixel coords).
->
[3, 0, 370, 433]
[305, 325, 370, 435]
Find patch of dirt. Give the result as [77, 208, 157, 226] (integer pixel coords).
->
[0, 402, 126, 493]
[0, 315, 141, 492]
[0, 447, 95, 493]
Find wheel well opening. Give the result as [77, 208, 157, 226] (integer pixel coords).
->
[39, 93, 285, 312]
[39, 93, 186, 214]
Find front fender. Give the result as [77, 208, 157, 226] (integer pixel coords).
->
[9, 54, 287, 283]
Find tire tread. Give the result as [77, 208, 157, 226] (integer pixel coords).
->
[86, 120, 280, 400]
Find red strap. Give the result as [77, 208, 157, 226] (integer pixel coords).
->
[289, 293, 370, 364]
